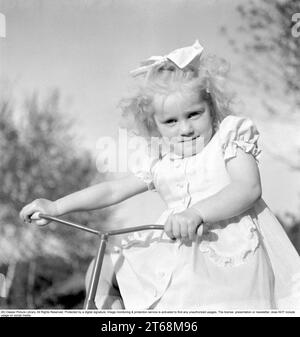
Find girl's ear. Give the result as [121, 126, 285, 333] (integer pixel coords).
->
[145, 113, 159, 137]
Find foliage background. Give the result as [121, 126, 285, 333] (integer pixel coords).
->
[0, 90, 112, 308]
[0, 0, 299, 309]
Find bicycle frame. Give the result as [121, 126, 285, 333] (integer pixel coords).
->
[38, 214, 164, 310]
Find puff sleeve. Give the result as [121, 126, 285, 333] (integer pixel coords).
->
[219, 115, 261, 162]
[128, 137, 157, 190]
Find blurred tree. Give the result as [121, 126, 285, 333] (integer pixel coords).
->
[0, 90, 113, 309]
[280, 212, 300, 254]
[225, 0, 300, 111]
[223, 0, 300, 250]
[221, 1, 300, 160]
[220, 1, 300, 171]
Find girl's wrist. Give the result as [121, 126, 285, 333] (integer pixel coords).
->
[53, 200, 63, 216]
[190, 206, 206, 224]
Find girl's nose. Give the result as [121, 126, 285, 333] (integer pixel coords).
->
[179, 120, 194, 137]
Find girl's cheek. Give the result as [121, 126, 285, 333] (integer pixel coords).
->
[165, 127, 177, 138]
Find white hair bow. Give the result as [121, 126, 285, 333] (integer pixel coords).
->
[130, 40, 204, 77]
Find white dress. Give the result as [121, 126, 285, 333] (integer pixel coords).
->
[108, 115, 300, 310]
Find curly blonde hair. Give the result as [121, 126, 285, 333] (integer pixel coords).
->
[119, 55, 236, 139]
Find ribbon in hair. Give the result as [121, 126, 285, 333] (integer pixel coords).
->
[130, 40, 204, 77]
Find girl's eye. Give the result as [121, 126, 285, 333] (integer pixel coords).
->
[189, 110, 205, 119]
[164, 119, 177, 125]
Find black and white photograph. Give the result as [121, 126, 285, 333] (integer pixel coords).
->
[0, 0, 300, 317]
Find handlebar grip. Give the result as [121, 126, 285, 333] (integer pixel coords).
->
[30, 211, 41, 220]
[196, 224, 204, 236]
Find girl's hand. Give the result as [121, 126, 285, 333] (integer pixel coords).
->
[164, 208, 203, 241]
[20, 198, 59, 226]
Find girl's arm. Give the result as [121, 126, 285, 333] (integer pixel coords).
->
[192, 148, 262, 223]
[20, 175, 148, 225]
[54, 175, 148, 215]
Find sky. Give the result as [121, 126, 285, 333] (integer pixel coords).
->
[0, 0, 299, 228]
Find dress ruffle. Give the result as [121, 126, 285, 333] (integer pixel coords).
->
[199, 215, 260, 267]
[131, 169, 155, 190]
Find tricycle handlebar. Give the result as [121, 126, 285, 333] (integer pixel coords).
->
[34, 207, 203, 309]
[36, 213, 165, 309]
[38, 213, 164, 236]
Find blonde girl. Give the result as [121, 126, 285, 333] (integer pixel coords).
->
[20, 41, 300, 310]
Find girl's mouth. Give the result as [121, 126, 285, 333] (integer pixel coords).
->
[179, 135, 200, 143]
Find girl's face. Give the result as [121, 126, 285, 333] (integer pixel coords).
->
[153, 91, 213, 157]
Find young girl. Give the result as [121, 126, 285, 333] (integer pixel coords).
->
[20, 41, 300, 310]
